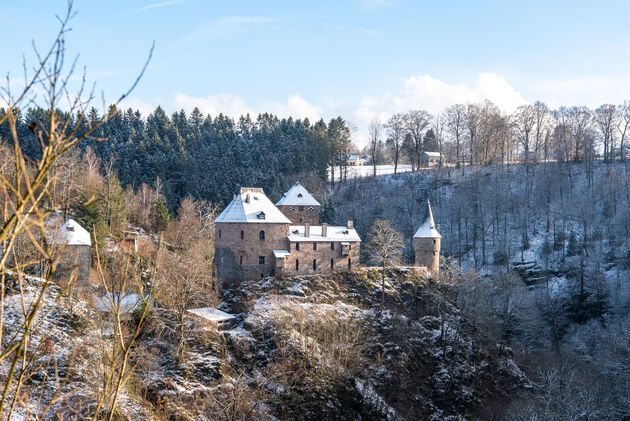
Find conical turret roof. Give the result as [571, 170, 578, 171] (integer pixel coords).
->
[413, 200, 441, 238]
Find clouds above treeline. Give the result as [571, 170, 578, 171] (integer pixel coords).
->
[122, 71, 530, 145]
[119, 71, 630, 146]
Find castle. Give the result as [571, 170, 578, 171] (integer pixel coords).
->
[214, 182, 440, 286]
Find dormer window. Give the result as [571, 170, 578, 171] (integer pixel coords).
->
[297, 193, 303, 198]
[288, 206, 294, 211]
[308, 206, 314, 211]
[257, 211, 266, 220]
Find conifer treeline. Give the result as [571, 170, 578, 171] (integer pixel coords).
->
[0, 105, 350, 208]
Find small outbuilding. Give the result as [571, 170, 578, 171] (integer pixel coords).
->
[419, 151, 446, 168]
[53, 219, 91, 287]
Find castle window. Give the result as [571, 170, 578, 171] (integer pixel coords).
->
[313, 259, 317, 270]
[240, 256, 243, 265]
[259, 230, 265, 240]
[296, 259, 299, 270]
[296, 243, 300, 250]
[241, 230, 244, 240]
[257, 211, 266, 220]
[313, 243, 317, 250]
[331, 242, 334, 250]
[299, 206, 304, 211]
[331, 259, 334, 270]
[259, 256, 265, 265]
[348, 258, 351, 269]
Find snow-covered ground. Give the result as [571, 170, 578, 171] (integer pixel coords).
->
[328, 164, 413, 181]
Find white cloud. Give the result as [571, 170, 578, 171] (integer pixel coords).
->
[119, 97, 157, 116]
[173, 92, 321, 121]
[347, 72, 528, 145]
[528, 75, 630, 109]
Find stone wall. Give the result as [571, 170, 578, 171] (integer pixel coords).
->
[54, 244, 91, 287]
[414, 237, 440, 275]
[215, 222, 290, 285]
[277, 205, 320, 225]
[279, 240, 360, 277]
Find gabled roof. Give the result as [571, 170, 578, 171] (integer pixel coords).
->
[288, 225, 361, 242]
[215, 187, 291, 224]
[54, 219, 91, 246]
[276, 182, 320, 207]
[414, 200, 441, 238]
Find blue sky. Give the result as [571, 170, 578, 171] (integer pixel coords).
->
[3, 0, 630, 143]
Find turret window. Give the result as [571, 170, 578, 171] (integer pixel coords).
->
[259, 230, 265, 240]
[331, 242, 334, 250]
[296, 243, 300, 250]
[313, 243, 317, 250]
[313, 259, 317, 270]
[296, 259, 299, 270]
[241, 230, 244, 240]
[433, 239, 436, 245]
[299, 206, 304, 211]
[259, 256, 265, 264]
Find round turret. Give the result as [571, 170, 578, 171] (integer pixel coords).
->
[413, 200, 441, 275]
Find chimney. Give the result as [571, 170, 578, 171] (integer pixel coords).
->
[321, 223, 328, 237]
[304, 223, 310, 237]
[347, 220, 354, 230]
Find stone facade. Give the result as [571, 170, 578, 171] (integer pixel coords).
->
[214, 186, 361, 286]
[54, 244, 91, 287]
[277, 239, 360, 276]
[414, 237, 440, 275]
[277, 204, 320, 225]
[413, 200, 441, 276]
[215, 222, 290, 285]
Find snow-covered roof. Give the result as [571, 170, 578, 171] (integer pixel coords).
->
[288, 225, 361, 242]
[54, 219, 91, 246]
[422, 151, 443, 157]
[215, 187, 291, 224]
[414, 200, 441, 238]
[273, 250, 291, 258]
[276, 182, 320, 207]
[188, 307, 236, 323]
[95, 293, 144, 314]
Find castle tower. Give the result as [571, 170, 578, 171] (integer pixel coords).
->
[414, 200, 441, 275]
[214, 187, 291, 286]
[276, 182, 320, 225]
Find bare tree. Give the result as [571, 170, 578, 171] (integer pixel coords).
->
[368, 119, 381, 177]
[617, 102, 630, 162]
[385, 113, 405, 174]
[364, 219, 405, 306]
[444, 104, 466, 168]
[404, 110, 432, 171]
[0, 2, 151, 418]
[594, 104, 618, 162]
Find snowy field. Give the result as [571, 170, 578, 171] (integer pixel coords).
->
[328, 164, 413, 181]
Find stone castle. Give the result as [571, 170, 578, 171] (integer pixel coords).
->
[214, 182, 440, 286]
